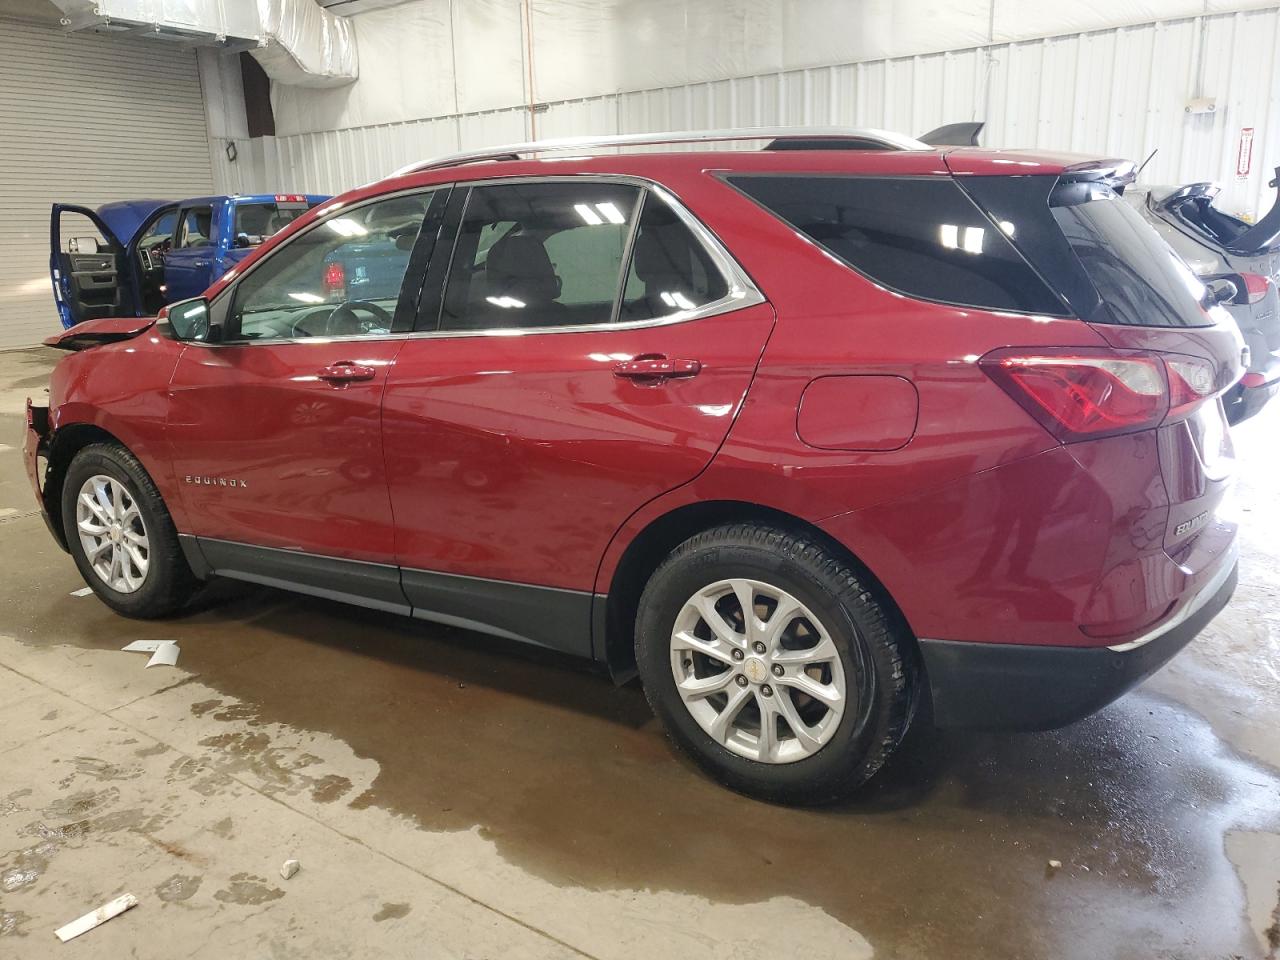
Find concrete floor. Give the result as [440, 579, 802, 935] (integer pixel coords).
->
[0, 345, 1277, 960]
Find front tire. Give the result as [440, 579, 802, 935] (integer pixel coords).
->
[61, 442, 198, 619]
[635, 523, 916, 804]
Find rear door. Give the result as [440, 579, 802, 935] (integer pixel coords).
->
[382, 179, 774, 655]
[50, 204, 137, 328]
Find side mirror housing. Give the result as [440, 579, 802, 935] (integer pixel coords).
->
[166, 297, 221, 343]
[68, 237, 100, 254]
[1206, 278, 1238, 305]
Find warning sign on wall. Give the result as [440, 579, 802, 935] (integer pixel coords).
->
[1237, 127, 1255, 179]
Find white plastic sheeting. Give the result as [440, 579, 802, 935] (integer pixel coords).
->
[261, 0, 1280, 136]
[210, 5, 1280, 221]
[253, 0, 359, 87]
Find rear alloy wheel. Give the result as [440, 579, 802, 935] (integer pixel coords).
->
[61, 442, 198, 619]
[670, 579, 847, 764]
[636, 523, 916, 804]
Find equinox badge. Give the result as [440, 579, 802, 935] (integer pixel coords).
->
[184, 475, 248, 488]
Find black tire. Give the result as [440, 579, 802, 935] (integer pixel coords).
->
[635, 523, 916, 805]
[60, 442, 198, 619]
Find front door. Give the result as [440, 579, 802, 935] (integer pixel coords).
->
[49, 204, 134, 327]
[166, 187, 449, 585]
[382, 180, 774, 654]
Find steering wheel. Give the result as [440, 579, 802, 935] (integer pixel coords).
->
[324, 299, 393, 336]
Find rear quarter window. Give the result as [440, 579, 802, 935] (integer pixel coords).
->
[725, 174, 1067, 315]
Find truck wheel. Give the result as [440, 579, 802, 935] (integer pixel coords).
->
[61, 442, 198, 619]
[635, 523, 916, 804]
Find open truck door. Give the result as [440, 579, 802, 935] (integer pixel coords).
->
[50, 200, 173, 329]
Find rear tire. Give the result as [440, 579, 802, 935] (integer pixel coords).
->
[635, 523, 916, 804]
[61, 442, 198, 619]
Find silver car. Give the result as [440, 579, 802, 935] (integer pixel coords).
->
[1126, 171, 1280, 423]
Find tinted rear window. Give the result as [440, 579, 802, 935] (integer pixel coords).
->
[1049, 184, 1212, 327]
[726, 174, 1066, 314]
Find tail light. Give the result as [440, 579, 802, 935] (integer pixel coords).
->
[1237, 272, 1271, 305]
[322, 261, 346, 299]
[980, 348, 1219, 442]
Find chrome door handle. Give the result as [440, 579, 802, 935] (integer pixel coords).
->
[613, 357, 702, 381]
[317, 361, 376, 384]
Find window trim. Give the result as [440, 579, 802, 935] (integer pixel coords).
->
[204, 175, 765, 347]
[719, 171, 1073, 318]
[417, 174, 765, 339]
[208, 184, 449, 346]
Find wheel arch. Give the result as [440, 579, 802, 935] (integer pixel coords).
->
[44, 423, 136, 550]
[599, 499, 918, 684]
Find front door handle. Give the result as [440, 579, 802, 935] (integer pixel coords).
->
[613, 356, 702, 381]
[193, 259, 211, 268]
[317, 361, 376, 384]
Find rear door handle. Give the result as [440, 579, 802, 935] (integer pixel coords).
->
[317, 361, 376, 384]
[613, 356, 702, 381]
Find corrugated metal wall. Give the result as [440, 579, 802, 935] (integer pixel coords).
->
[0, 19, 213, 350]
[212, 6, 1280, 219]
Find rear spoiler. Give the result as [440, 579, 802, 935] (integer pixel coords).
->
[1226, 166, 1280, 255]
[1059, 159, 1137, 191]
[45, 316, 156, 352]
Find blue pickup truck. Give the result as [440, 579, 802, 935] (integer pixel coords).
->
[51, 193, 329, 329]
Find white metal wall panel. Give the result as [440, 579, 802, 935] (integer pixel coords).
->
[214, 6, 1280, 225]
[0, 19, 213, 350]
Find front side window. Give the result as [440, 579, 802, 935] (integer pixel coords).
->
[229, 191, 436, 341]
[177, 207, 214, 248]
[439, 181, 642, 332]
[727, 174, 1065, 315]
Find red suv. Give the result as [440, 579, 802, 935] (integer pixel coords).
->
[24, 129, 1242, 803]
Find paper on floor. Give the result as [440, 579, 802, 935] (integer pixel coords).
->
[54, 893, 138, 942]
[121, 639, 181, 667]
[70, 586, 93, 597]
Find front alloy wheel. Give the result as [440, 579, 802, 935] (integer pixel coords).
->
[670, 579, 847, 764]
[76, 474, 150, 593]
[61, 441, 197, 618]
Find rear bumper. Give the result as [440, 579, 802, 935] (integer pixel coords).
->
[919, 549, 1238, 730]
[1224, 376, 1279, 424]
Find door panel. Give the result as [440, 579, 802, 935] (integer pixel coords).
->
[383, 302, 776, 591]
[167, 340, 404, 562]
[50, 205, 131, 327]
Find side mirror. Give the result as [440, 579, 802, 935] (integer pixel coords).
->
[68, 237, 100, 254]
[1206, 278, 1238, 305]
[166, 297, 220, 342]
[234, 232, 261, 248]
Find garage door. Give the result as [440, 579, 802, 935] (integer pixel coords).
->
[0, 18, 213, 350]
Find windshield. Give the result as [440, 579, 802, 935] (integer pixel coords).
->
[1051, 183, 1213, 328]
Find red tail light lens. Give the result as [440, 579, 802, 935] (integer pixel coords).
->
[322, 261, 346, 298]
[980, 348, 1220, 442]
[1239, 272, 1271, 305]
